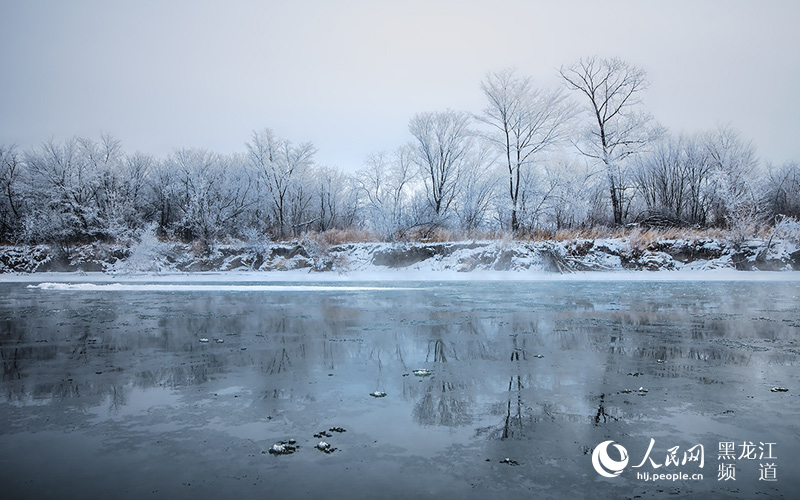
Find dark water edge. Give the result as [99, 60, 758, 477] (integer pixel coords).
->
[1, 280, 799, 499]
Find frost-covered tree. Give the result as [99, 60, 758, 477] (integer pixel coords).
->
[477, 68, 573, 232]
[356, 147, 415, 239]
[312, 165, 357, 232]
[246, 128, 316, 238]
[22, 138, 105, 244]
[763, 161, 800, 220]
[165, 149, 254, 245]
[0, 145, 23, 242]
[543, 156, 603, 230]
[18, 134, 158, 244]
[454, 144, 497, 234]
[285, 169, 315, 236]
[702, 126, 760, 228]
[117, 151, 157, 231]
[409, 110, 472, 222]
[632, 127, 763, 229]
[560, 57, 662, 225]
[633, 134, 715, 225]
[76, 134, 135, 240]
[149, 159, 179, 236]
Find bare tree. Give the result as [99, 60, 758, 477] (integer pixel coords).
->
[560, 56, 662, 225]
[0, 145, 23, 242]
[285, 169, 315, 235]
[455, 144, 497, 234]
[543, 156, 602, 230]
[312, 165, 355, 232]
[246, 128, 316, 238]
[150, 159, 179, 235]
[409, 110, 472, 222]
[356, 146, 415, 239]
[633, 127, 762, 230]
[77, 134, 138, 239]
[633, 133, 715, 226]
[477, 68, 573, 232]
[763, 161, 800, 220]
[119, 151, 155, 230]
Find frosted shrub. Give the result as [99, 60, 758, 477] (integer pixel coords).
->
[116, 224, 169, 273]
[772, 215, 800, 244]
[243, 227, 271, 254]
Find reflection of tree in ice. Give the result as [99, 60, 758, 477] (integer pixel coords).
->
[412, 339, 474, 427]
[366, 347, 386, 394]
[107, 384, 129, 413]
[266, 348, 293, 375]
[492, 335, 578, 439]
[70, 331, 94, 363]
[263, 326, 308, 375]
[430, 339, 449, 363]
[594, 393, 617, 425]
[413, 387, 472, 427]
[2, 346, 26, 382]
[140, 362, 217, 388]
[503, 335, 526, 439]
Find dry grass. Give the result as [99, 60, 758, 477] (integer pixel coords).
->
[518, 227, 625, 241]
[301, 229, 380, 245]
[415, 228, 505, 243]
[535, 226, 727, 243]
[258, 229, 376, 246]
[257, 226, 739, 246]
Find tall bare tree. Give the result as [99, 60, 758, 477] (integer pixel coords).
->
[409, 110, 472, 221]
[560, 56, 661, 225]
[477, 68, 573, 232]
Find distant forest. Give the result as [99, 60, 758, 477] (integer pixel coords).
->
[2, 57, 799, 247]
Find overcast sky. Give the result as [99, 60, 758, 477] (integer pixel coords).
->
[1, 0, 798, 170]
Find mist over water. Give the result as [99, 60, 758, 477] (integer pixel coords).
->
[1, 281, 798, 499]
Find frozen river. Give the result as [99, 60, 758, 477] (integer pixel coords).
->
[1, 278, 799, 499]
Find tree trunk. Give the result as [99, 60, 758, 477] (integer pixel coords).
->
[610, 183, 622, 225]
[511, 208, 519, 233]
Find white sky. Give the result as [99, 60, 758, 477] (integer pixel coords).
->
[1, 0, 798, 170]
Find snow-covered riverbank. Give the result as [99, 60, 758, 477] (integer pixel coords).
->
[1, 235, 799, 277]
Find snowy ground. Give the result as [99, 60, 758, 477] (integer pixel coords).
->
[1, 236, 798, 277]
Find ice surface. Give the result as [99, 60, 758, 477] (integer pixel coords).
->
[8, 267, 800, 287]
[27, 282, 419, 291]
[2, 278, 799, 498]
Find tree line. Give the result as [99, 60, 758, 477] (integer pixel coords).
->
[1, 56, 799, 247]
